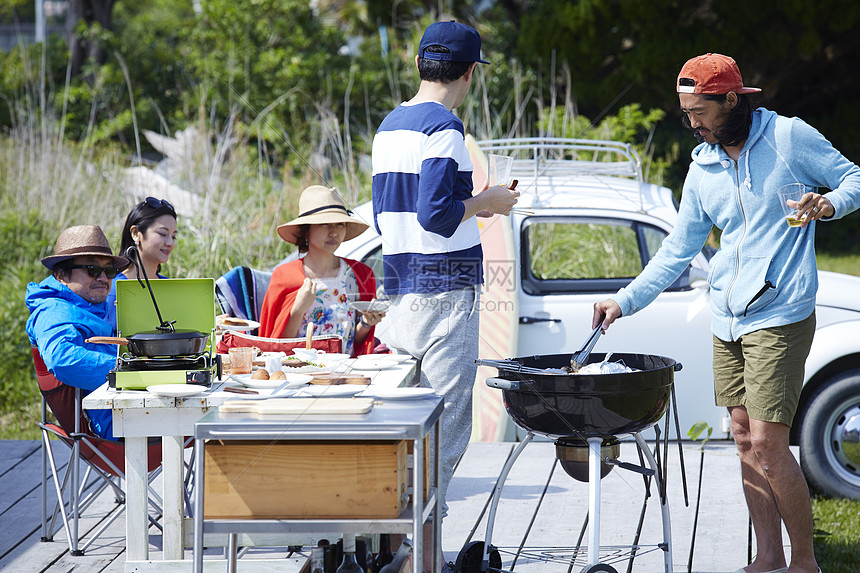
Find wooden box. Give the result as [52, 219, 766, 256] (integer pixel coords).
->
[203, 440, 407, 519]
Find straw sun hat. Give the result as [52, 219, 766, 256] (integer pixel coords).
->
[277, 186, 369, 244]
[41, 224, 129, 271]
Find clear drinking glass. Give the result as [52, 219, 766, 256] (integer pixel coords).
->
[488, 154, 514, 187]
[777, 183, 813, 227]
[228, 347, 254, 374]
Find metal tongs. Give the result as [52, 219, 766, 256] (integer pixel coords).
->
[570, 325, 603, 371]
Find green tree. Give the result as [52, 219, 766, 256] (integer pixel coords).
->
[179, 0, 352, 163]
[0, 0, 34, 21]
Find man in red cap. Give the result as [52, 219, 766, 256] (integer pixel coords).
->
[593, 53, 860, 573]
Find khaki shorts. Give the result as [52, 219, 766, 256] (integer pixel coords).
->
[712, 313, 815, 426]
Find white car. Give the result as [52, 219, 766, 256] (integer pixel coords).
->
[340, 138, 860, 499]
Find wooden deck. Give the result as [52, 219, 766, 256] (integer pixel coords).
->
[0, 438, 754, 572]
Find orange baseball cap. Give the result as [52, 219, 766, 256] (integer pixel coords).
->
[676, 53, 761, 95]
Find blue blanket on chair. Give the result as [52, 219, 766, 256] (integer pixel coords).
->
[215, 266, 272, 322]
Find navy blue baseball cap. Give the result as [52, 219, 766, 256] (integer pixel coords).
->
[418, 21, 489, 65]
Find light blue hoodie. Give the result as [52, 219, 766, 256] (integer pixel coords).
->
[613, 108, 860, 341]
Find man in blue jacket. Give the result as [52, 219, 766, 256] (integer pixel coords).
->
[595, 53, 860, 573]
[26, 225, 129, 441]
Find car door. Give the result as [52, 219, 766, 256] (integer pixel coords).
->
[515, 212, 727, 436]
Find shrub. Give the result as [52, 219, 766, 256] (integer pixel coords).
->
[0, 210, 55, 410]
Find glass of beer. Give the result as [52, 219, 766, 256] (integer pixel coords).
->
[488, 154, 514, 187]
[778, 183, 813, 227]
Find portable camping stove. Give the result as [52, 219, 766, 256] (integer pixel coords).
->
[109, 277, 221, 390]
[108, 348, 221, 389]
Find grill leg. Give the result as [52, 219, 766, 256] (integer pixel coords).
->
[587, 437, 602, 566]
[634, 432, 673, 573]
[483, 432, 533, 561]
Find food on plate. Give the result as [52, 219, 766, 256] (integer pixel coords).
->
[270, 370, 287, 380]
[283, 358, 310, 368]
[222, 316, 249, 327]
[251, 369, 270, 380]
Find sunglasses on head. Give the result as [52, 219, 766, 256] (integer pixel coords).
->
[68, 265, 121, 279]
[144, 196, 176, 214]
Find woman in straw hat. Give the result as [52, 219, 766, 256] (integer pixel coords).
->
[258, 186, 385, 356]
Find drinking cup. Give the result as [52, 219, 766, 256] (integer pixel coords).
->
[488, 154, 514, 187]
[228, 347, 255, 374]
[777, 183, 813, 227]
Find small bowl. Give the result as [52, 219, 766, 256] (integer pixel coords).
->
[292, 348, 320, 362]
[349, 300, 391, 313]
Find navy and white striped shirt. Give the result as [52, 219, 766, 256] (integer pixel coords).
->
[371, 101, 483, 295]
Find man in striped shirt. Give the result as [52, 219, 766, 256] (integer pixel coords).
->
[371, 20, 519, 570]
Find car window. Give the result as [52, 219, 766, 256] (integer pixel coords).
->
[521, 217, 691, 294]
[527, 220, 642, 280]
[641, 225, 666, 260]
[360, 245, 385, 281]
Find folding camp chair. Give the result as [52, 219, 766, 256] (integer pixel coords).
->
[33, 347, 166, 555]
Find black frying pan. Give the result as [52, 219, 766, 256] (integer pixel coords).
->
[87, 330, 208, 357]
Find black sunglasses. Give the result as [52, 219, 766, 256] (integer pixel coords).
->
[144, 196, 176, 214]
[68, 265, 121, 279]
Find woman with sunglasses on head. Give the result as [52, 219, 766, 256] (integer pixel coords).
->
[258, 185, 385, 356]
[106, 197, 178, 323]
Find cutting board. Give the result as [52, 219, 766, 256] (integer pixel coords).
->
[309, 373, 371, 385]
[220, 397, 374, 415]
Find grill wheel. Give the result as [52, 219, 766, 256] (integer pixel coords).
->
[454, 541, 502, 573]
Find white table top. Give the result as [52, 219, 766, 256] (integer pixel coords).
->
[83, 357, 418, 411]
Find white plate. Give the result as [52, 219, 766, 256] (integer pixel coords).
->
[217, 318, 261, 331]
[233, 372, 313, 389]
[349, 359, 399, 371]
[299, 385, 366, 397]
[275, 372, 315, 387]
[356, 353, 412, 363]
[316, 352, 351, 366]
[282, 363, 329, 374]
[147, 384, 207, 398]
[349, 300, 391, 313]
[366, 387, 436, 401]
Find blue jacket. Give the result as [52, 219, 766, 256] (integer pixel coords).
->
[613, 108, 860, 342]
[26, 275, 118, 440]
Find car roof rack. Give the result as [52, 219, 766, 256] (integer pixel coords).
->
[477, 137, 644, 184]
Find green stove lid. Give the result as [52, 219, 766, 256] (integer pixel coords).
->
[116, 278, 215, 337]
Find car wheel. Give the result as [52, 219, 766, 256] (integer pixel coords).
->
[798, 369, 860, 498]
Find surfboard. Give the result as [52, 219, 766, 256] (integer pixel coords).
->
[465, 134, 519, 442]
